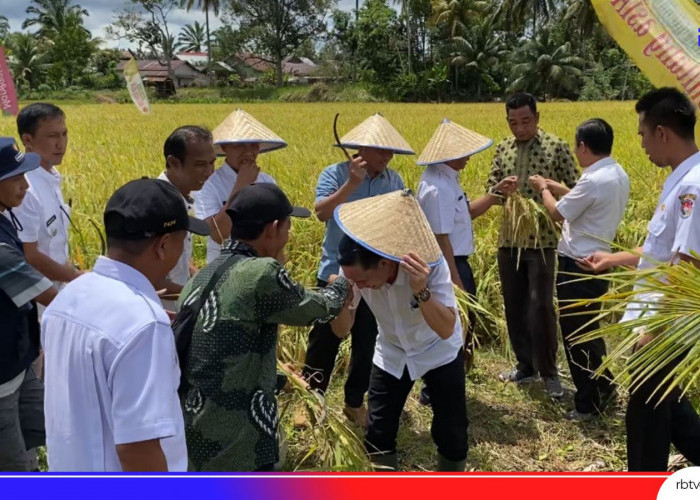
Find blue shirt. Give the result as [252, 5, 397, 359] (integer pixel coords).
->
[316, 161, 405, 281]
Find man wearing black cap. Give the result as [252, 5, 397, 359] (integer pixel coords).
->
[180, 182, 350, 472]
[0, 137, 57, 471]
[41, 178, 210, 472]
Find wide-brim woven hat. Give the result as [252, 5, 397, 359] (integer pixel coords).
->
[334, 189, 442, 267]
[336, 113, 414, 155]
[212, 108, 287, 156]
[416, 118, 493, 165]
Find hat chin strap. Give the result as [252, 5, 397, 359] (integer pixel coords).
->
[0, 198, 23, 232]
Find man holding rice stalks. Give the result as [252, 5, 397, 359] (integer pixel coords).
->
[488, 92, 579, 398]
[528, 118, 630, 421]
[579, 88, 700, 472]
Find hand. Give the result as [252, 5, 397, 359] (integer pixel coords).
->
[495, 176, 518, 196]
[233, 161, 260, 191]
[281, 363, 310, 392]
[633, 331, 657, 354]
[528, 175, 548, 193]
[575, 251, 614, 273]
[347, 155, 368, 187]
[545, 179, 568, 197]
[400, 252, 430, 294]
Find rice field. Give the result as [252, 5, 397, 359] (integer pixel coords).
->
[0, 101, 675, 471]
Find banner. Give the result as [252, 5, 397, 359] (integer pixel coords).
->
[592, 0, 700, 107]
[123, 58, 151, 114]
[0, 46, 19, 117]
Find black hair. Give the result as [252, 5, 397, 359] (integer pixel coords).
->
[163, 125, 213, 165]
[635, 87, 696, 140]
[506, 92, 537, 115]
[230, 217, 289, 241]
[337, 234, 383, 269]
[575, 118, 614, 155]
[17, 103, 65, 137]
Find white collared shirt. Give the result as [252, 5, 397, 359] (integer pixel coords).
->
[14, 166, 70, 268]
[417, 163, 474, 256]
[194, 161, 276, 263]
[41, 257, 187, 472]
[347, 258, 463, 380]
[556, 157, 630, 259]
[157, 172, 193, 311]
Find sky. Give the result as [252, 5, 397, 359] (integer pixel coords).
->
[1, 0, 363, 51]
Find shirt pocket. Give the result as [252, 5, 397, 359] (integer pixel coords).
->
[454, 194, 467, 221]
[645, 210, 672, 257]
[45, 213, 60, 238]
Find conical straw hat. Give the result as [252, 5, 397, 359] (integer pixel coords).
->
[416, 118, 493, 165]
[212, 109, 287, 156]
[334, 189, 442, 266]
[336, 113, 414, 155]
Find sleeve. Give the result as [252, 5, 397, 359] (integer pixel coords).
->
[417, 178, 453, 235]
[428, 259, 457, 309]
[485, 143, 504, 191]
[394, 171, 406, 190]
[315, 166, 341, 204]
[110, 322, 180, 445]
[0, 243, 52, 307]
[257, 259, 349, 326]
[555, 177, 594, 222]
[556, 141, 579, 189]
[673, 184, 700, 258]
[193, 179, 223, 220]
[13, 191, 41, 243]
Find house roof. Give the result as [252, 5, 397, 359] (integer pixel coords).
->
[282, 55, 317, 77]
[116, 59, 200, 78]
[227, 52, 274, 73]
[175, 52, 209, 68]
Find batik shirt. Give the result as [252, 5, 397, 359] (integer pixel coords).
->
[486, 129, 579, 249]
[180, 240, 348, 471]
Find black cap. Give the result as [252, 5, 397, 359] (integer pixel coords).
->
[104, 178, 210, 240]
[0, 137, 41, 182]
[226, 183, 311, 225]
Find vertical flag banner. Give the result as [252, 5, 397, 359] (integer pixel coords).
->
[123, 58, 151, 114]
[0, 46, 19, 117]
[592, 0, 700, 106]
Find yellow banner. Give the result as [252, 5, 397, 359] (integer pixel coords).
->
[124, 58, 151, 115]
[592, 0, 700, 107]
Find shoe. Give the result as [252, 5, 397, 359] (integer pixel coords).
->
[419, 385, 431, 406]
[565, 409, 594, 422]
[498, 368, 539, 384]
[543, 376, 564, 398]
[343, 404, 368, 428]
[437, 452, 467, 472]
[371, 452, 398, 471]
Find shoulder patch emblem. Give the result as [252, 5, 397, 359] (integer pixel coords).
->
[277, 268, 296, 291]
[679, 193, 696, 219]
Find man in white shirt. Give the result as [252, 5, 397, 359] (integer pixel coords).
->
[194, 109, 286, 262]
[331, 190, 467, 472]
[579, 88, 700, 471]
[529, 118, 630, 421]
[158, 125, 216, 311]
[42, 178, 210, 471]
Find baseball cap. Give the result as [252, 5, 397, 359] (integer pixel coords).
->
[104, 178, 210, 240]
[226, 183, 311, 225]
[0, 137, 41, 182]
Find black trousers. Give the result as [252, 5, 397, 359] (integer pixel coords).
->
[303, 279, 378, 407]
[497, 248, 558, 378]
[365, 350, 468, 461]
[455, 256, 477, 348]
[626, 351, 700, 471]
[557, 256, 615, 414]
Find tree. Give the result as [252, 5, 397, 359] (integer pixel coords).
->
[179, 21, 206, 51]
[23, 0, 90, 38]
[430, 0, 488, 38]
[494, 0, 557, 36]
[211, 25, 244, 60]
[0, 15, 10, 42]
[355, 0, 402, 83]
[47, 14, 100, 86]
[5, 33, 50, 92]
[180, 0, 221, 64]
[224, 0, 332, 86]
[563, 0, 599, 53]
[509, 28, 585, 99]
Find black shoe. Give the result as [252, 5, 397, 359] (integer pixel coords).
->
[543, 376, 564, 398]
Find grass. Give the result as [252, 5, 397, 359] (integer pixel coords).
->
[1, 100, 694, 471]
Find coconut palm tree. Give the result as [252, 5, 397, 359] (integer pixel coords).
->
[22, 0, 90, 38]
[494, 0, 557, 36]
[178, 21, 206, 52]
[5, 33, 50, 92]
[564, 0, 599, 54]
[0, 15, 10, 41]
[430, 0, 488, 38]
[508, 28, 585, 99]
[180, 0, 220, 63]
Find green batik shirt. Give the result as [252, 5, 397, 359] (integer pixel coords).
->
[486, 129, 579, 249]
[179, 240, 349, 471]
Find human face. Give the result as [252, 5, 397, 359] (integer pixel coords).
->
[22, 116, 68, 167]
[168, 138, 216, 193]
[445, 156, 469, 171]
[220, 142, 260, 169]
[0, 173, 30, 209]
[358, 147, 394, 174]
[507, 106, 539, 143]
[155, 230, 187, 278]
[637, 112, 668, 168]
[341, 260, 396, 290]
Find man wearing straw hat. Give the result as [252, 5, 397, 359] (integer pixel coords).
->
[488, 92, 579, 398]
[301, 113, 411, 427]
[194, 109, 286, 263]
[416, 118, 517, 405]
[331, 190, 467, 471]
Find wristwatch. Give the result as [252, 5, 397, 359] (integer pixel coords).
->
[413, 287, 431, 304]
[488, 187, 505, 199]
